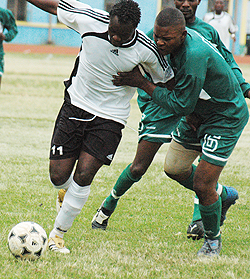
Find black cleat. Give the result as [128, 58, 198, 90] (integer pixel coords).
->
[187, 219, 204, 241]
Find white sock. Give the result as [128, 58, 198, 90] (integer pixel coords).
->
[49, 180, 90, 238]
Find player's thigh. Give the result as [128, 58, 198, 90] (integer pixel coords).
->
[74, 151, 104, 186]
[82, 116, 124, 166]
[49, 102, 88, 160]
[50, 157, 77, 186]
[131, 140, 163, 174]
[164, 140, 201, 175]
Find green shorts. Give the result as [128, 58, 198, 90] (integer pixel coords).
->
[138, 114, 180, 143]
[172, 118, 243, 167]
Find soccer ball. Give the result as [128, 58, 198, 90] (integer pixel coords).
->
[8, 221, 48, 261]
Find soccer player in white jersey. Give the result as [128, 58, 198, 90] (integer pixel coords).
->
[26, 0, 174, 253]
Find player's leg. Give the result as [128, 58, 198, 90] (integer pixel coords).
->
[91, 110, 176, 230]
[49, 105, 124, 252]
[194, 159, 223, 256]
[49, 151, 103, 253]
[166, 114, 240, 237]
[164, 139, 238, 240]
[92, 139, 162, 230]
[196, 131, 245, 256]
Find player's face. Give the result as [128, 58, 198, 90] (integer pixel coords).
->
[174, 0, 200, 23]
[153, 24, 187, 56]
[108, 16, 135, 47]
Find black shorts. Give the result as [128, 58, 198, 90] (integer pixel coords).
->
[50, 101, 124, 165]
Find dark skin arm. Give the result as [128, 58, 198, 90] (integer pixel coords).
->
[113, 66, 202, 131]
[26, 0, 59, 15]
[112, 66, 159, 96]
[245, 89, 250, 98]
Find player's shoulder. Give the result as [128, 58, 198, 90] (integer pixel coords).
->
[136, 29, 158, 51]
[186, 29, 212, 56]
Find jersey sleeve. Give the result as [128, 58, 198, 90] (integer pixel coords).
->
[140, 47, 174, 84]
[2, 9, 18, 42]
[151, 55, 205, 116]
[211, 28, 250, 97]
[57, 0, 109, 35]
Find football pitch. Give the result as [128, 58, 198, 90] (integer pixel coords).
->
[0, 51, 250, 278]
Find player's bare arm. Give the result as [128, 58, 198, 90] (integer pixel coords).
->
[27, 0, 59, 15]
[112, 66, 158, 96]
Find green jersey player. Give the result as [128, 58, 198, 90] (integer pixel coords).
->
[110, 7, 249, 256]
[163, 0, 250, 241]
[0, 7, 18, 88]
[91, 0, 249, 246]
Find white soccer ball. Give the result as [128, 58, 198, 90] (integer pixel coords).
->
[8, 221, 48, 261]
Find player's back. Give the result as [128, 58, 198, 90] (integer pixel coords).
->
[182, 29, 248, 131]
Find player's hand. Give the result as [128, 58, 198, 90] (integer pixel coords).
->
[186, 112, 202, 131]
[166, 77, 175, 91]
[0, 33, 5, 42]
[112, 66, 146, 87]
[245, 89, 250, 99]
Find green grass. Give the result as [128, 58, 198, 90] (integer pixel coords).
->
[0, 52, 250, 278]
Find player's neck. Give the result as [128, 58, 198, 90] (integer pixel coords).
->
[186, 16, 196, 24]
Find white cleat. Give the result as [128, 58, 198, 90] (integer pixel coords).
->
[48, 235, 70, 254]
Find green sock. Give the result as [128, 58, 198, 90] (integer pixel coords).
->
[177, 164, 196, 191]
[191, 184, 228, 223]
[103, 164, 141, 212]
[199, 198, 221, 239]
[221, 186, 227, 201]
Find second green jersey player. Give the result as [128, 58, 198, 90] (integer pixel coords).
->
[102, 7, 249, 256]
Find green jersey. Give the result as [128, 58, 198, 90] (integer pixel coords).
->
[137, 18, 249, 142]
[0, 7, 18, 56]
[186, 17, 250, 97]
[152, 28, 249, 137]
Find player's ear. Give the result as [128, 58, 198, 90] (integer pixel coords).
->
[181, 30, 187, 43]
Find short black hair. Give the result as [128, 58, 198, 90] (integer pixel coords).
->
[156, 7, 185, 28]
[110, 0, 141, 28]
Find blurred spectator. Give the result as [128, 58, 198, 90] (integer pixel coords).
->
[0, 7, 18, 89]
[203, 0, 237, 50]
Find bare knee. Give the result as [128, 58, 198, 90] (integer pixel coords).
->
[49, 158, 75, 186]
[130, 163, 147, 178]
[50, 170, 71, 186]
[164, 170, 191, 182]
[164, 140, 200, 177]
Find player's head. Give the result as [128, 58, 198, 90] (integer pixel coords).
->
[154, 7, 187, 56]
[214, 0, 225, 14]
[109, 0, 141, 47]
[174, 0, 201, 23]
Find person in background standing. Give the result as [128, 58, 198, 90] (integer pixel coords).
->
[0, 7, 18, 89]
[203, 0, 237, 50]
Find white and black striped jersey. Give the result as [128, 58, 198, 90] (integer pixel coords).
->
[57, 0, 173, 125]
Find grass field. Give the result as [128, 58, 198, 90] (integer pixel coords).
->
[0, 52, 250, 278]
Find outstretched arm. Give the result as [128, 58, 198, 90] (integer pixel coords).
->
[27, 0, 59, 15]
